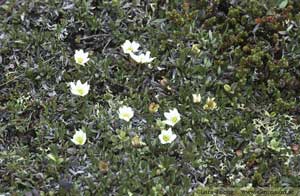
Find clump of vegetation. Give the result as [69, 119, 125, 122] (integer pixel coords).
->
[0, 0, 299, 195]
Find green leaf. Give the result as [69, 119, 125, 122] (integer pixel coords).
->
[278, 0, 288, 8]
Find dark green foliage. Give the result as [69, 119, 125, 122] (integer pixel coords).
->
[0, 0, 300, 195]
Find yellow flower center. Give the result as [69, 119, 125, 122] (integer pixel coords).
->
[75, 136, 84, 145]
[77, 57, 84, 64]
[207, 101, 215, 109]
[171, 116, 178, 124]
[163, 135, 170, 142]
[122, 113, 130, 119]
[127, 47, 133, 52]
[77, 88, 85, 95]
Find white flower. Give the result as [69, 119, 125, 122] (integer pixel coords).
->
[203, 97, 217, 110]
[121, 40, 140, 54]
[118, 106, 134, 122]
[192, 93, 202, 103]
[70, 80, 90, 97]
[158, 128, 177, 144]
[71, 129, 87, 145]
[129, 51, 155, 64]
[74, 49, 89, 65]
[164, 108, 181, 126]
